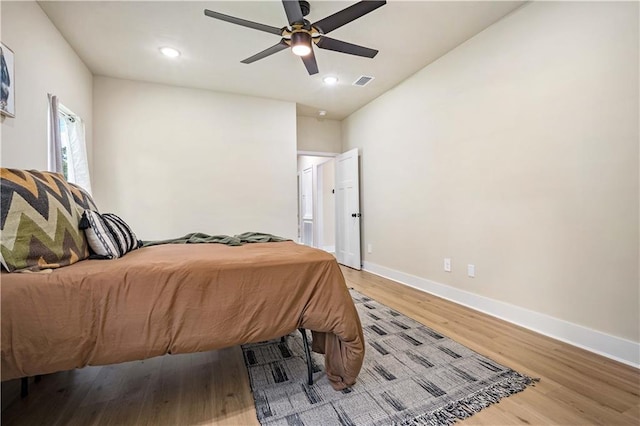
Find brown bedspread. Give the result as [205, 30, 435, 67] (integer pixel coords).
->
[1, 242, 364, 390]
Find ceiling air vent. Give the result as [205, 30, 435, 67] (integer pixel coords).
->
[353, 75, 374, 87]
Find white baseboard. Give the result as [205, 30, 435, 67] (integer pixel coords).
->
[362, 261, 640, 369]
[322, 245, 335, 254]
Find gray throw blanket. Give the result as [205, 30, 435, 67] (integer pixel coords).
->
[142, 231, 291, 247]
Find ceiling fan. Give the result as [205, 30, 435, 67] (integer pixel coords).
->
[204, 0, 386, 75]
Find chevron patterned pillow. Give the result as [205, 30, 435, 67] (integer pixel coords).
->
[68, 182, 99, 213]
[0, 168, 89, 272]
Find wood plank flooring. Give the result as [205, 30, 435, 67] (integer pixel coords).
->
[2, 267, 638, 425]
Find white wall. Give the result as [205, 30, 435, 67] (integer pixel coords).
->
[0, 1, 92, 171]
[297, 155, 331, 173]
[297, 116, 341, 153]
[343, 1, 639, 355]
[93, 76, 297, 240]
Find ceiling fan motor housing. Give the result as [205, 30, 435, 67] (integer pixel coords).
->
[292, 31, 311, 45]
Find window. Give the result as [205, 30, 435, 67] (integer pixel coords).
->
[48, 95, 92, 193]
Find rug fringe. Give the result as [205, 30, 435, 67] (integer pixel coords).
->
[397, 371, 539, 426]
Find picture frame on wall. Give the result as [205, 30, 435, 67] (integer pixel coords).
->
[1, 42, 15, 118]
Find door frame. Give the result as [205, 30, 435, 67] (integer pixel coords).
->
[297, 151, 338, 251]
[300, 165, 314, 246]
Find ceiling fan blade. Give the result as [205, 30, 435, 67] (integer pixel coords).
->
[282, 0, 304, 26]
[204, 9, 283, 35]
[241, 39, 290, 64]
[316, 36, 378, 58]
[313, 1, 386, 35]
[301, 49, 319, 75]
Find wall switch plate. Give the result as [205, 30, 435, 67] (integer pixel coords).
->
[367, 244, 372, 254]
[444, 258, 451, 272]
[468, 264, 475, 277]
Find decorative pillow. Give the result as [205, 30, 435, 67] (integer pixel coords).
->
[0, 168, 89, 272]
[81, 210, 140, 259]
[68, 182, 99, 213]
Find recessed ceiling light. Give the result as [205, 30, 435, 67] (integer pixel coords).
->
[318, 110, 327, 116]
[160, 47, 180, 58]
[323, 76, 338, 85]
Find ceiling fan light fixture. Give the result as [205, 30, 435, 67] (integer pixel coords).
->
[291, 32, 312, 56]
[292, 44, 311, 56]
[160, 47, 180, 58]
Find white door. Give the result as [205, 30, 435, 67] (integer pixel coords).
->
[335, 148, 361, 269]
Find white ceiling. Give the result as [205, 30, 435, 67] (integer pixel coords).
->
[39, 1, 524, 120]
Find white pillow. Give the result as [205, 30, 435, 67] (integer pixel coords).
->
[81, 210, 140, 259]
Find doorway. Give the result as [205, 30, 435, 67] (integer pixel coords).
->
[297, 154, 336, 253]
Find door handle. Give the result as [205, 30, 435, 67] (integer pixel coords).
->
[351, 213, 362, 218]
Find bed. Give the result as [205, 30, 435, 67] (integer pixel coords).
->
[0, 241, 365, 391]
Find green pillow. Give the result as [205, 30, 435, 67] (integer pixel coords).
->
[0, 168, 89, 272]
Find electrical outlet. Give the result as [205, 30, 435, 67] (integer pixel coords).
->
[367, 243, 373, 254]
[467, 264, 475, 278]
[444, 258, 451, 272]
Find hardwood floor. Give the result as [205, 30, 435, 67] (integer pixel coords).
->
[2, 267, 638, 425]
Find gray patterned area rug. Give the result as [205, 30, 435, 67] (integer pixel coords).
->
[242, 290, 536, 426]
